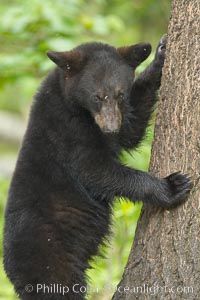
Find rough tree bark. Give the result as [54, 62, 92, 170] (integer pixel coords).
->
[113, 1, 200, 299]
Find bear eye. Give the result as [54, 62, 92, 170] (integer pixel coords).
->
[118, 93, 125, 102]
[94, 95, 101, 103]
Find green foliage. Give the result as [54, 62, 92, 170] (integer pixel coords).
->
[0, 0, 170, 299]
[0, 0, 170, 114]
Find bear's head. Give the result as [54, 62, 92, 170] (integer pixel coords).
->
[47, 42, 151, 134]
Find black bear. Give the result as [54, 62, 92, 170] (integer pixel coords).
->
[3, 36, 192, 300]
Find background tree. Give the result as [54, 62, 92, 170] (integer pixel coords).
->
[113, 1, 200, 299]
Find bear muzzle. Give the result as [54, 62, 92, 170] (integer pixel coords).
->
[94, 102, 122, 134]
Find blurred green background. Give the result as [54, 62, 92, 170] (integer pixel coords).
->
[0, 0, 170, 299]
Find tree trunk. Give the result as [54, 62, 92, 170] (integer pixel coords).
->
[113, 1, 200, 299]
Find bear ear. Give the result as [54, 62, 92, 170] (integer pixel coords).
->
[46, 50, 85, 72]
[117, 43, 152, 68]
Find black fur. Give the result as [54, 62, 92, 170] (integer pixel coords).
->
[3, 37, 192, 300]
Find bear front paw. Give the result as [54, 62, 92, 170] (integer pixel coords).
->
[164, 171, 193, 207]
[155, 34, 167, 64]
[158, 34, 167, 53]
